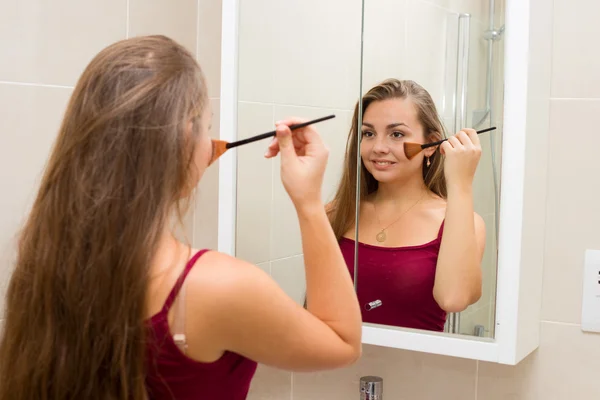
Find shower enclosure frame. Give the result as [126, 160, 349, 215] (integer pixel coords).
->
[444, 1, 504, 337]
[443, 12, 472, 336]
[218, 0, 551, 365]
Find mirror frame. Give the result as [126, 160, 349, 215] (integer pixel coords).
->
[218, 0, 551, 365]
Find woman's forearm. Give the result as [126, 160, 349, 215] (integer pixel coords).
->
[433, 186, 483, 312]
[296, 201, 362, 351]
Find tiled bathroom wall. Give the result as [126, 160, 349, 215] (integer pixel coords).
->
[0, 0, 222, 319]
[234, 0, 363, 304]
[247, 0, 600, 398]
[3, 0, 600, 399]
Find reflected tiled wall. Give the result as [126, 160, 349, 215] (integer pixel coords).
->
[235, 0, 362, 305]
[248, 0, 600, 398]
[361, 0, 500, 337]
[0, 0, 222, 318]
[235, 0, 500, 329]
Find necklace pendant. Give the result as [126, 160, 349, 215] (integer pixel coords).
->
[376, 230, 387, 243]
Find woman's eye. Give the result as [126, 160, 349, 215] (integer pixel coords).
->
[361, 131, 374, 137]
[391, 131, 404, 139]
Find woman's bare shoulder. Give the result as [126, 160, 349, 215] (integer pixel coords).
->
[188, 249, 266, 276]
[420, 193, 447, 220]
[184, 249, 271, 298]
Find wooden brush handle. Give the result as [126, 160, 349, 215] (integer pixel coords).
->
[226, 114, 336, 149]
[420, 126, 497, 149]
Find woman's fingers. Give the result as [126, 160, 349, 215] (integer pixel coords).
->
[440, 140, 451, 155]
[265, 136, 308, 158]
[463, 128, 480, 146]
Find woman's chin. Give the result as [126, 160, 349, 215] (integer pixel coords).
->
[367, 168, 419, 185]
[368, 170, 399, 183]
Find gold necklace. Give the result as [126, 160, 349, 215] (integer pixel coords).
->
[373, 191, 426, 243]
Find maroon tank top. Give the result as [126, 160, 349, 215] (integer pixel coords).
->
[145, 250, 257, 399]
[340, 221, 447, 332]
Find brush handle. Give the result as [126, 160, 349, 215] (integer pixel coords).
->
[225, 114, 336, 149]
[420, 126, 497, 149]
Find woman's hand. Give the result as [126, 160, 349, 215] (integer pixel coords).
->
[439, 128, 482, 191]
[264, 118, 329, 211]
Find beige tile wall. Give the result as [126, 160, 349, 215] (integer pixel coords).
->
[0, 84, 72, 318]
[247, 0, 600, 398]
[193, 0, 223, 250]
[4, 0, 597, 398]
[0, 0, 222, 318]
[235, 0, 362, 305]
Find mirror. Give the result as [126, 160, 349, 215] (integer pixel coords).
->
[232, 1, 363, 303]
[344, 0, 506, 338]
[220, 0, 551, 364]
[230, 0, 505, 337]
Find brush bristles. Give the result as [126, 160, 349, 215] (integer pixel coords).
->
[209, 139, 229, 165]
[403, 142, 425, 160]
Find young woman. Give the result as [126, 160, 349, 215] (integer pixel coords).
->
[325, 79, 486, 332]
[0, 36, 361, 400]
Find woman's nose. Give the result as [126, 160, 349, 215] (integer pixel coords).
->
[372, 139, 390, 154]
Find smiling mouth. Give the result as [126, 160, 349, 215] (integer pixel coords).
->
[372, 160, 396, 166]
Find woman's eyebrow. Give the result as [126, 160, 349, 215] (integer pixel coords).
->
[362, 122, 411, 129]
[387, 122, 410, 129]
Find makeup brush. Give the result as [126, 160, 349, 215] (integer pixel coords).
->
[403, 126, 497, 160]
[209, 114, 336, 164]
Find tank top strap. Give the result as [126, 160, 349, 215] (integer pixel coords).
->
[162, 249, 210, 312]
[437, 219, 445, 238]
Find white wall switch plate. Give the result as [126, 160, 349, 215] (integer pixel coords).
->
[581, 249, 600, 333]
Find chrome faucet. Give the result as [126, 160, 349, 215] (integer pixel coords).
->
[360, 376, 383, 399]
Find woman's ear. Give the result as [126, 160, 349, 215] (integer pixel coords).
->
[423, 130, 442, 157]
[423, 146, 437, 157]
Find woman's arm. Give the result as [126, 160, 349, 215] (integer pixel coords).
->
[196, 119, 361, 371]
[433, 187, 486, 312]
[433, 128, 486, 312]
[203, 202, 362, 372]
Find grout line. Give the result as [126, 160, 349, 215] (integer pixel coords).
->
[238, 100, 353, 113]
[270, 254, 304, 264]
[269, 105, 275, 275]
[549, 97, 600, 101]
[0, 81, 74, 89]
[541, 320, 580, 327]
[126, 0, 130, 38]
[474, 361, 479, 400]
[539, 4, 556, 347]
[468, 301, 493, 315]
[0, 81, 73, 89]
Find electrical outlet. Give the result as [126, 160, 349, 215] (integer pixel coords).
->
[581, 250, 600, 333]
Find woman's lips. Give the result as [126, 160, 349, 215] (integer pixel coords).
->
[371, 160, 397, 170]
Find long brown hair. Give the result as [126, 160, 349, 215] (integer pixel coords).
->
[328, 79, 447, 239]
[0, 35, 208, 400]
